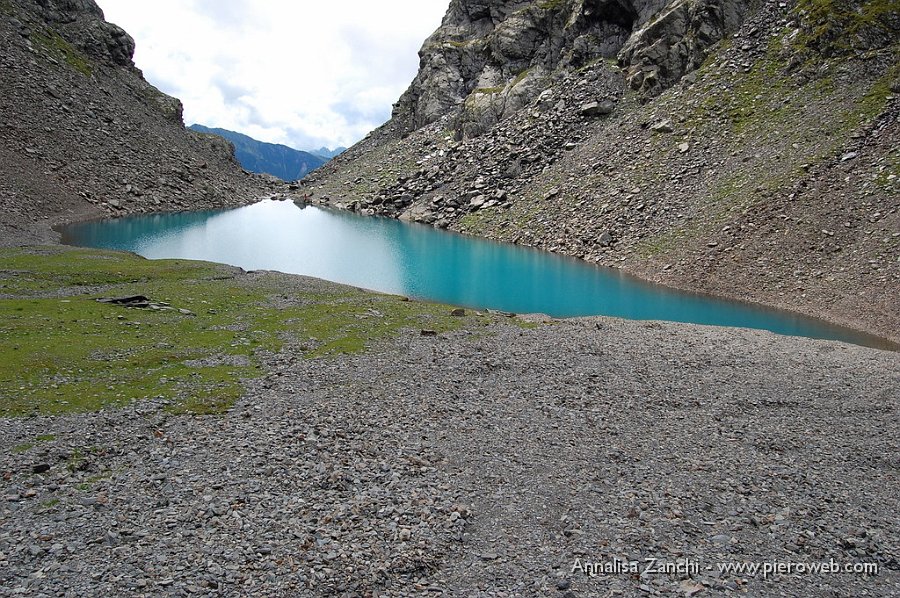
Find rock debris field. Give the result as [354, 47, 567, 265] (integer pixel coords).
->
[2, 278, 898, 597]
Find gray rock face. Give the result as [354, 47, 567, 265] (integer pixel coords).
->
[306, 0, 900, 343]
[580, 99, 616, 116]
[32, 0, 137, 69]
[619, 0, 751, 95]
[393, 0, 751, 139]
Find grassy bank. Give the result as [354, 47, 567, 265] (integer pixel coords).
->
[0, 246, 495, 417]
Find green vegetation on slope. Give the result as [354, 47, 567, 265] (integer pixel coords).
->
[538, 0, 567, 11]
[0, 247, 493, 417]
[795, 0, 899, 55]
[637, 28, 895, 248]
[30, 28, 93, 76]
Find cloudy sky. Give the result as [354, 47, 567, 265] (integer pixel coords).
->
[95, 1, 449, 151]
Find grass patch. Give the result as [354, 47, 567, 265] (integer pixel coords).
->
[512, 68, 533, 87]
[11, 433, 56, 454]
[445, 39, 474, 49]
[539, 0, 566, 11]
[794, 0, 899, 55]
[854, 60, 900, 120]
[636, 174, 750, 259]
[67, 448, 85, 472]
[30, 29, 93, 76]
[0, 246, 504, 417]
[637, 228, 688, 259]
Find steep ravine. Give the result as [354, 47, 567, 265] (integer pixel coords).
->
[302, 0, 899, 342]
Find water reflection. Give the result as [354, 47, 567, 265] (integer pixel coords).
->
[60, 199, 892, 349]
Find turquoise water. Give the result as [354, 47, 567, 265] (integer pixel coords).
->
[59, 199, 893, 348]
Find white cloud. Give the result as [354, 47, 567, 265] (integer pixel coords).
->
[95, 0, 449, 150]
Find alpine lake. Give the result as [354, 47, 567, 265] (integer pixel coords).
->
[59, 199, 894, 350]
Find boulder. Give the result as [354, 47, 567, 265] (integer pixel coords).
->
[651, 119, 674, 133]
[579, 100, 616, 117]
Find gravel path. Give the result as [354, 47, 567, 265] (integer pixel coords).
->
[2, 301, 897, 597]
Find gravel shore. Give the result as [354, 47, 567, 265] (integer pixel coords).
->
[2, 273, 897, 597]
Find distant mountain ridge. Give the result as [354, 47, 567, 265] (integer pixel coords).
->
[189, 125, 327, 181]
[312, 146, 347, 160]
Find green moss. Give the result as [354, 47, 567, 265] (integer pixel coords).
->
[459, 195, 543, 237]
[67, 448, 84, 473]
[873, 144, 900, 187]
[0, 0, 16, 15]
[512, 68, 533, 88]
[30, 29, 93, 76]
[637, 228, 688, 258]
[473, 87, 504, 95]
[855, 60, 900, 119]
[0, 247, 504, 417]
[636, 174, 752, 259]
[538, 0, 566, 11]
[794, 0, 899, 54]
[77, 471, 111, 489]
[425, 38, 486, 53]
[271, 291, 476, 358]
[694, 36, 795, 134]
[11, 433, 56, 454]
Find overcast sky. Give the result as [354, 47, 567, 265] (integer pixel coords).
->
[95, 1, 449, 151]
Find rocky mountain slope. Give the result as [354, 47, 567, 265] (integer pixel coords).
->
[0, 0, 271, 246]
[189, 125, 327, 182]
[303, 0, 899, 342]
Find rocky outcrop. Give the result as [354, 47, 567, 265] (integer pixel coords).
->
[0, 0, 272, 245]
[34, 0, 137, 68]
[619, 0, 753, 95]
[392, 0, 753, 139]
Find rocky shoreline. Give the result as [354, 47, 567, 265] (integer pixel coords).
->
[2, 270, 898, 596]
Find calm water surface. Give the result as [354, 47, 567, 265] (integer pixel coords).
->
[59, 200, 892, 349]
